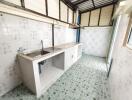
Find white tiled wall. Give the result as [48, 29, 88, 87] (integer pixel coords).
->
[0, 12, 76, 96]
[0, 12, 52, 96]
[80, 27, 112, 57]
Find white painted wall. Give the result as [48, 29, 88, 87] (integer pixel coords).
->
[109, 14, 132, 100]
[0, 12, 76, 96]
[80, 27, 112, 57]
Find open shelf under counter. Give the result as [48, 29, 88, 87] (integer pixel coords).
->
[38, 52, 65, 94]
[40, 65, 64, 93]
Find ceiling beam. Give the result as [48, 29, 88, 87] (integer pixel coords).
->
[81, 1, 118, 13]
[73, 0, 89, 5]
[91, 0, 95, 8]
[61, 0, 76, 10]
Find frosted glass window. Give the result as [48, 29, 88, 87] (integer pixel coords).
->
[68, 8, 73, 24]
[90, 9, 100, 26]
[81, 12, 89, 26]
[74, 12, 77, 24]
[25, 0, 46, 15]
[48, 0, 59, 19]
[60, 1, 67, 22]
[99, 5, 113, 26]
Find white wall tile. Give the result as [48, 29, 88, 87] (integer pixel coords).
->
[0, 12, 76, 96]
[54, 25, 76, 46]
[80, 27, 112, 57]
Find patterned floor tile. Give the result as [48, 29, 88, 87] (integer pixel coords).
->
[1, 54, 111, 100]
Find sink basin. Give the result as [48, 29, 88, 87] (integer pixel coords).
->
[26, 50, 50, 58]
[25, 47, 61, 58]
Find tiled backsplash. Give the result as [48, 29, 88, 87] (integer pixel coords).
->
[54, 25, 76, 46]
[0, 12, 76, 96]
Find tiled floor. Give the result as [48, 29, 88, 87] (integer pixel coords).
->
[1, 54, 111, 100]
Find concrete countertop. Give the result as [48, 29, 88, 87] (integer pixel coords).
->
[56, 42, 81, 49]
[18, 42, 82, 62]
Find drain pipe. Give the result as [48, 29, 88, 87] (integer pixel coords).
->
[38, 60, 46, 74]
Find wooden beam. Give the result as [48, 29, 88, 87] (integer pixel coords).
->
[61, 0, 75, 11]
[81, 1, 118, 13]
[73, 0, 88, 5]
[110, 4, 115, 25]
[98, 8, 102, 26]
[67, 7, 69, 23]
[59, 0, 61, 20]
[88, 11, 91, 26]
[72, 11, 74, 24]
[79, 12, 81, 24]
[91, 0, 95, 8]
[21, 0, 25, 8]
[45, 0, 48, 16]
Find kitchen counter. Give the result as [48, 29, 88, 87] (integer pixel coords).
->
[18, 42, 81, 62]
[18, 42, 82, 98]
[56, 42, 81, 49]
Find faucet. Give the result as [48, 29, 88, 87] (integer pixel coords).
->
[41, 40, 44, 55]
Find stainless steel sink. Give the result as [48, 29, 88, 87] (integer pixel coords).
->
[26, 50, 50, 58]
[25, 47, 61, 58]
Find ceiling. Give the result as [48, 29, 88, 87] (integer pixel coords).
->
[63, 0, 118, 13]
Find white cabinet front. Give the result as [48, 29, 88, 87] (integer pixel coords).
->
[64, 46, 78, 70]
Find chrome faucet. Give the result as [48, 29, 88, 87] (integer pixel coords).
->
[41, 40, 44, 55]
